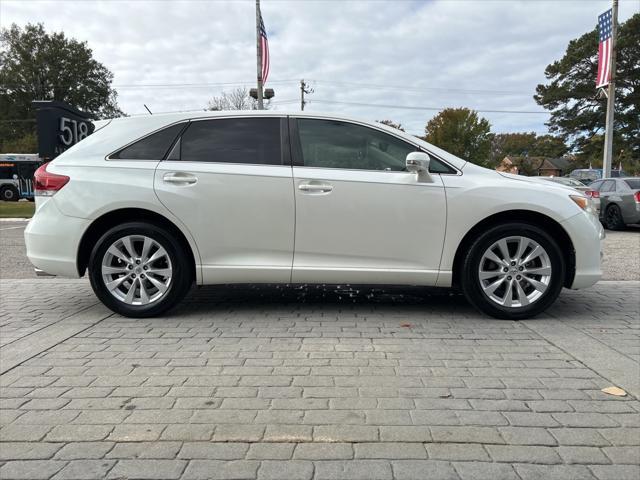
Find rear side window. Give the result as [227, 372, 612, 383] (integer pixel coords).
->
[111, 123, 185, 160]
[625, 179, 640, 190]
[180, 118, 282, 165]
[600, 180, 616, 192]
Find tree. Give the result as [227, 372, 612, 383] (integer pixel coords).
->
[0, 23, 124, 153]
[534, 13, 639, 172]
[376, 119, 405, 131]
[207, 87, 268, 111]
[489, 132, 568, 165]
[531, 134, 569, 158]
[423, 108, 492, 166]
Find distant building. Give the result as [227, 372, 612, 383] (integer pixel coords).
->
[496, 156, 572, 177]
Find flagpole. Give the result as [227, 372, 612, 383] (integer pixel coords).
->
[602, 0, 618, 179]
[255, 0, 264, 110]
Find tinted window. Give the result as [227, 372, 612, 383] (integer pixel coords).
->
[0, 163, 17, 179]
[297, 119, 455, 173]
[625, 179, 640, 190]
[111, 123, 185, 160]
[180, 118, 281, 165]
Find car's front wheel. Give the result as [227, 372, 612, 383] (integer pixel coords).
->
[460, 223, 565, 320]
[88, 222, 192, 317]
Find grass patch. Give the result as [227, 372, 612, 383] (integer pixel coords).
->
[0, 200, 35, 218]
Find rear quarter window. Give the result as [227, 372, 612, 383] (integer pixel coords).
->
[110, 123, 186, 160]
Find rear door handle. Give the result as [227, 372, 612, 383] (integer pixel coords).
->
[298, 182, 333, 193]
[163, 172, 197, 185]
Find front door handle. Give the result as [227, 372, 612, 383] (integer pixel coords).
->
[163, 172, 197, 185]
[298, 182, 333, 193]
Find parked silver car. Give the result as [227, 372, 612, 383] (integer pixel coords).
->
[589, 178, 640, 230]
[539, 176, 601, 216]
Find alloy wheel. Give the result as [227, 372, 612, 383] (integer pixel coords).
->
[478, 236, 552, 308]
[101, 235, 173, 305]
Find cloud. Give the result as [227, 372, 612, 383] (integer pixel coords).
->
[1, 0, 637, 135]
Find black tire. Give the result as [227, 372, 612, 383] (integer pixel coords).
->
[1, 186, 19, 202]
[460, 222, 565, 320]
[604, 204, 625, 231]
[88, 222, 192, 318]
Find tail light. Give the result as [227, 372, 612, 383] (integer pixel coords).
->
[634, 191, 640, 203]
[34, 162, 70, 196]
[585, 190, 599, 198]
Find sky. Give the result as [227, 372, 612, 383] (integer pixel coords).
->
[1, 0, 638, 136]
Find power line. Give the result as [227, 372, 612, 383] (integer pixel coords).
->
[311, 80, 534, 97]
[309, 99, 551, 114]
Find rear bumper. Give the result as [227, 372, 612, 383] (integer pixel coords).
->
[561, 212, 603, 289]
[24, 199, 89, 278]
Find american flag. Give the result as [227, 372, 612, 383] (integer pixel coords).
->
[596, 8, 613, 89]
[258, 8, 270, 84]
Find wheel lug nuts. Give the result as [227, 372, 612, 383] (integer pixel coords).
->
[511, 261, 516, 266]
[141, 274, 145, 279]
[516, 275, 521, 280]
[507, 276, 512, 280]
[143, 266, 148, 270]
[503, 267, 508, 272]
[136, 260, 141, 265]
[519, 266, 523, 271]
[132, 274, 136, 278]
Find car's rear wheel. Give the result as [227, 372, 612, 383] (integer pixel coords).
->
[88, 222, 192, 317]
[460, 223, 565, 320]
[604, 204, 625, 230]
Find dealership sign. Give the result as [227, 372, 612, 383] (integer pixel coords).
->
[32, 100, 94, 160]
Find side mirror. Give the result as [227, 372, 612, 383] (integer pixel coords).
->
[406, 152, 429, 173]
[406, 152, 433, 182]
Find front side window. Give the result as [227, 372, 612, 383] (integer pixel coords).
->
[180, 118, 282, 165]
[297, 119, 412, 171]
[111, 123, 185, 160]
[625, 179, 640, 190]
[296, 119, 455, 173]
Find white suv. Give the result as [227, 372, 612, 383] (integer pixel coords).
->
[25, 111, 603, 319]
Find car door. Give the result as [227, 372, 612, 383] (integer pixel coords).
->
[154, 116, 295, 284]
[290, 117, 448, 285]
[597, 179, 616, 216]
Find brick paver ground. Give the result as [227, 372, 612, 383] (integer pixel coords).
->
[1, 279, 639, 480]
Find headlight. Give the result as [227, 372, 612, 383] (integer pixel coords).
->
[570, 195, 589, 210]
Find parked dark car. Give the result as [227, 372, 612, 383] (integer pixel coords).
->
[589, 178, 640, 230]
[570, 168, 627, 185]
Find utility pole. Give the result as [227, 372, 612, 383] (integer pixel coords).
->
[602, 0, 618, 179]
[255, 0, 264, 110]
[300, 79, 313, 111]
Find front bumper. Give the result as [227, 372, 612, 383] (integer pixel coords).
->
[24, 198, 89, 278]
[561, 211, 603, 289]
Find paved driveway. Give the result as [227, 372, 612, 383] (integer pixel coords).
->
[1, 279, 638, 480]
